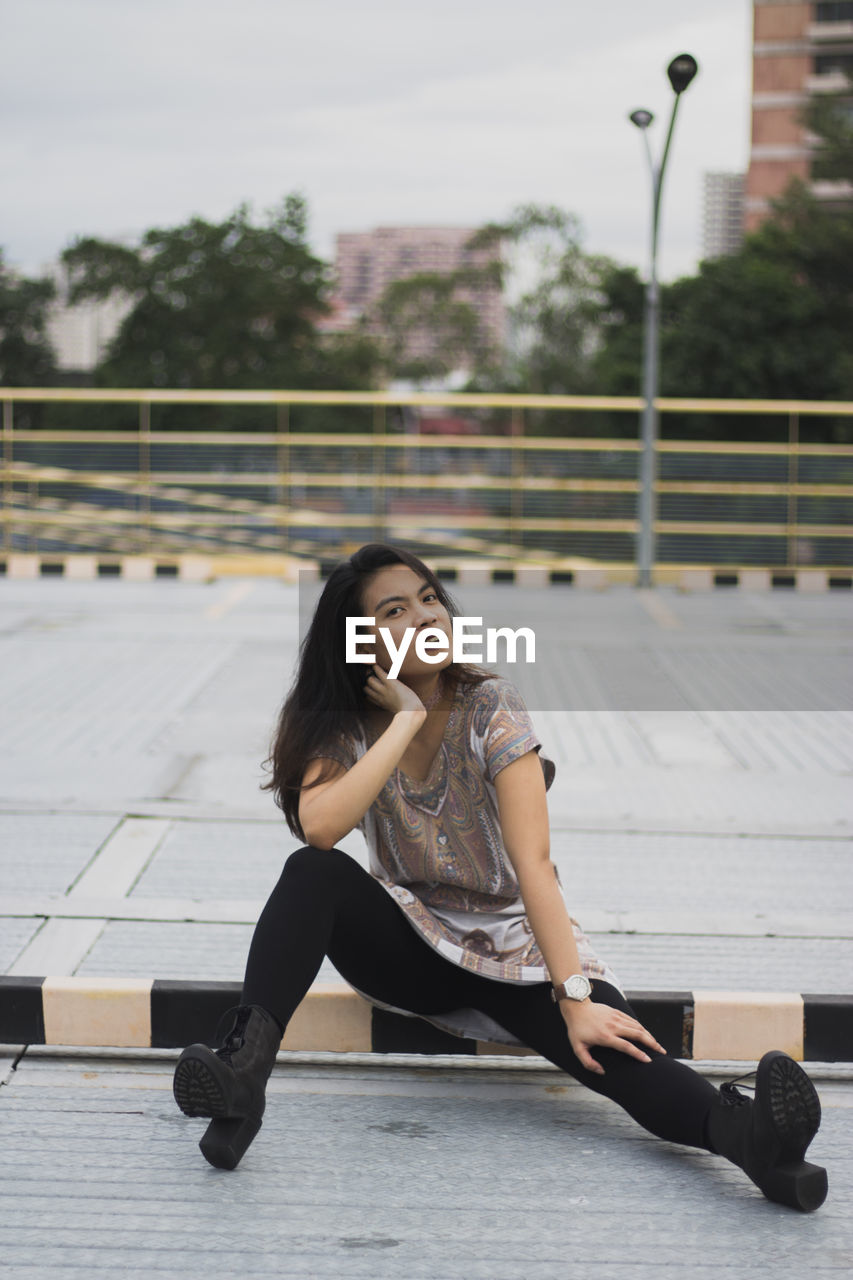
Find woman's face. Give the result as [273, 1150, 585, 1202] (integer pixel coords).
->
[359, 564, 453, 680]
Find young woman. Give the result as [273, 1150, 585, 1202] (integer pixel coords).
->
[173, 542, 828, 1211]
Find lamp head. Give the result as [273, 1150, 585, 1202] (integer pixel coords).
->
[630, 108, 654, 130]
[667, 53, 698, 95]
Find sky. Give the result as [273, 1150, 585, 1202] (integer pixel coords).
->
[5, 0, 754, 286]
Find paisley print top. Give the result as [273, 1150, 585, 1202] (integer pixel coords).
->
[306, 675, 623, 1046]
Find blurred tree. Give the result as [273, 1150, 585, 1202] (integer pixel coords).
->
[800, 90, 853, 183]
[463, 204, 635, 435]
[61, 195, 383, 418]
[588, 263, 646, 396]
[651, 91, 853, 429]
[583, 182, 853, 440]
[373, 269, 497, 383]
[468, 162, 852, 439]
[658, 182, 853, 420]
[469, 204, 615, 399]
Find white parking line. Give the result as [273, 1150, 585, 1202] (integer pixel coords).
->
[204, 580, 256, 620]
[637, 588, 682, 630]
[8, 817, 170, 976]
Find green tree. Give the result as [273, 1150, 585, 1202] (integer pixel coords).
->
[60, 195, 382, 420]
[588, 263, 646, 396]
[649, 92, 853, 429]
[469, 204, 615, 399]
[373, 270, 497, 383]
[0, 251, 57, 389]
[658, 183, 853, 422]
[800, 91, 853, 183]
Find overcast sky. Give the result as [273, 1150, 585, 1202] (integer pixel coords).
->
[5, 0, 753, 285]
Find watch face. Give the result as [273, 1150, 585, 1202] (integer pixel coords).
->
[567, 975, 590, 1000]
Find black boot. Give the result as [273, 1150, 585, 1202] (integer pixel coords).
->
[705, 1049, 828, 1212]
[173, 1004, 282, 1170]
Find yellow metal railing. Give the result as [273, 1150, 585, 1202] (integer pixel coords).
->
[2, 388, 852, 570]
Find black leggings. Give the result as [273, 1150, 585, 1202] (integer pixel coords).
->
[242, 846, 719, 1151]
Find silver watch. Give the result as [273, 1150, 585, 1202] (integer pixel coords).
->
[551, 973, 592, 1003]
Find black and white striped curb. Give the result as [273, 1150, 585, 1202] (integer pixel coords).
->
[1, 978, 851, 1062]
[1, 553, 851, 590]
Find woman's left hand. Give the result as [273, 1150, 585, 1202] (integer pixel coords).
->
[560, 999, 667, 1076]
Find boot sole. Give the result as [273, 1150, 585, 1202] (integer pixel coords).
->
[757, 1051, 827, 1211]
[173, 1047, 231, 1119]
[760, 1051, 821, 1157]
[173, 1048, 264, 1170]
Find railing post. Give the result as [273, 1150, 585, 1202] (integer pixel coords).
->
[29, 477, 38, 553]
[373, 401, 386, 544]
[2, 399, 12, 555]
[788, 410, 799, 569]
[510, 407, 523, 558]
[277, 402, 290, 555]
[139, 399, 151, 554]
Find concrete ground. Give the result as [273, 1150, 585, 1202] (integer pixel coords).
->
[1, 575, 852, 1276]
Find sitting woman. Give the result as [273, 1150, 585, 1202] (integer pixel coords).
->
[173, 542, 827, 1212]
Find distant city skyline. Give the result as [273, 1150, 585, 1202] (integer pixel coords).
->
[4, 0, 752, 287]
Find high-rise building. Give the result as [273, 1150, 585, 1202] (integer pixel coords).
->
[42, 256, 134, 373]
[702, 172, 746, 258]
[746, 0, 853, 231]
[329, 225, 505, 366]
[46, 290, 131, 373]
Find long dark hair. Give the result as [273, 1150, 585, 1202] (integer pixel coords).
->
[261, 542, 499, 840]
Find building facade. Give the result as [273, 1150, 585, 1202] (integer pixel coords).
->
[746, 0, 853, 230]
[329, 225, 505, 367]
[43, 259, 133, 374]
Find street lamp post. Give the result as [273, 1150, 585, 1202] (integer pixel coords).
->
[630, 53, 698, 588]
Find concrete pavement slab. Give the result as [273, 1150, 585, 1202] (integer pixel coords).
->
[2, 573, 852, 1276]
[1, 1051, 850, 1278]
[1, 576, 851, 1051]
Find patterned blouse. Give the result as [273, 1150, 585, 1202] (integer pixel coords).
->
[306, 674, 623, 1046]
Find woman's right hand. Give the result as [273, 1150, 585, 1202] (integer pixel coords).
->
[560, 999, 667, 1076]
[363, 664, 427, 718]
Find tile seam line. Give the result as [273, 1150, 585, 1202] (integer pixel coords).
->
[0, 808, 288, 825]
[3, 909, 851, 939]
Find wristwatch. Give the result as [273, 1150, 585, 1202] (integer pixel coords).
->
[550, 973, 592, 1004]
